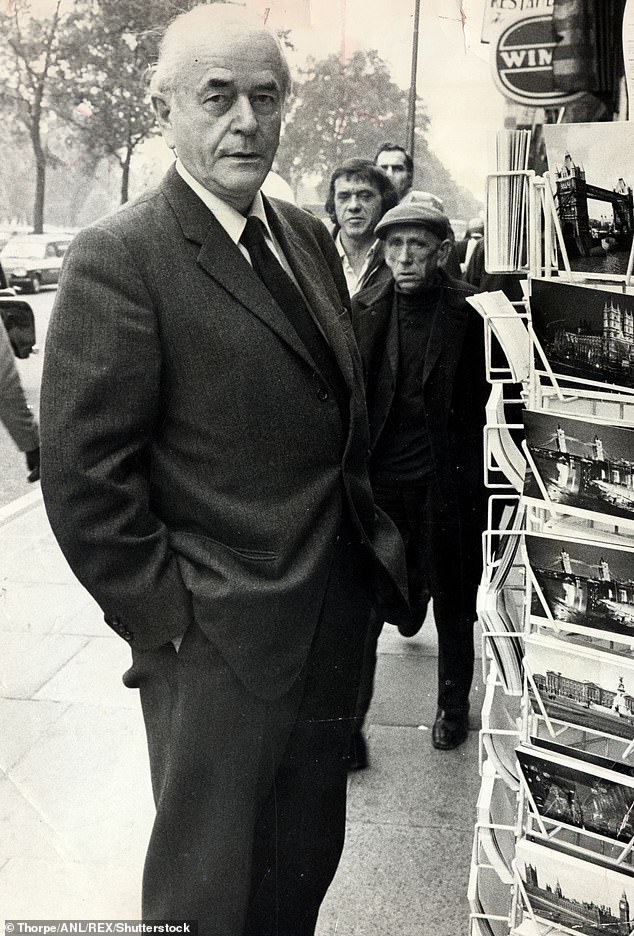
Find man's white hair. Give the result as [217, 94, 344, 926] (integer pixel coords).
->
[149, 3, 292, 100]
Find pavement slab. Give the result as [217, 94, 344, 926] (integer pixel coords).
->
[0, 857, 141, 919]
[7, 701, 153, 866]
[34, 635, 137, 708]
[0, 698, 69, 772]
[1, 632, 88, 699]
[348, 725, 482, 832]
[316, 823, 474, 936]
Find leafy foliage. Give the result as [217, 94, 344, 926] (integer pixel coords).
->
[0, 0, 65, 232]
[276, 50, 427, 188]
[275, 49, 482, 220]
[49, 0, 176, 204]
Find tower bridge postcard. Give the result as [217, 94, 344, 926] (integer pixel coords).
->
[525, 530, 634, 640]
[523, 410, 634, 525]
[543, 122, 634, 277]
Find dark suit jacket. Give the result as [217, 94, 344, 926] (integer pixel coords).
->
[40, 166, 407, 700]
[351, 271, 488, 532]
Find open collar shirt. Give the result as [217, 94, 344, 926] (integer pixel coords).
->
[335, 232, 381, 297]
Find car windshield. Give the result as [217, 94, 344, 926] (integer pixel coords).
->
[1, 240, 47, 259]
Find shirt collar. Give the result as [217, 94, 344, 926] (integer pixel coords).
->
[176, 159, 274, 245]
[334, 231, 380, 263]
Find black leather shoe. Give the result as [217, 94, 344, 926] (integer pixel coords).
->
[432, 709, 469, 750]
[347, 730, 368, 770]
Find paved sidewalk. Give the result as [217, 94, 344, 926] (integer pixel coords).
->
[0, 490, 483, 933]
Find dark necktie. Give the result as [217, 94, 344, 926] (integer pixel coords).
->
[239, 216, 348, 422]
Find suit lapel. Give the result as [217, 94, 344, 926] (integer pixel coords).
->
[161, 168, 316, 369]
[264, 197, 356, 389]
[422, 285, 469, 387]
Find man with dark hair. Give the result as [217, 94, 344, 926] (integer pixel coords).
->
[325, 157, 398, 296]
[374, 143, 414, 201]
[374, 144, 462, 279]
[351, 203, 488, 756]
[39, 5, 407, 933]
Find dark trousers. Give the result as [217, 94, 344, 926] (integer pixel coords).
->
[356, 477, 480, 726]
[123, 534, 372, 936]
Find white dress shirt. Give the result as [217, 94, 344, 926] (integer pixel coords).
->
[176, 160, 294, 277]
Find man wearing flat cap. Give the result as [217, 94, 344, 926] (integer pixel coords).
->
[351, 203, 489, 753]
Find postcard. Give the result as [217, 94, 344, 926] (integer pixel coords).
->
[523, 409, 634, 526]
[531, 735, 634, 780]
[531, 278, 634, 392]
[517, 742, 634, 845]
[542, 122, 634, 279]
[524, 632, 634, 741]
[524, 531, 634, 644]
[516, 836, 634, 935]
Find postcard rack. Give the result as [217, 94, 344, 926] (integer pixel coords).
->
[470, 164, 634, 936]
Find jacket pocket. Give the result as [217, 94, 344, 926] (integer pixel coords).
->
[170, 529, 278, 563]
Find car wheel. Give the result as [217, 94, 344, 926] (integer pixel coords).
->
[30, 275, 41, 294]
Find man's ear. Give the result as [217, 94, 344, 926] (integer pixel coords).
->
[437, 238, 452, 266]
[152, 94, 176, 150]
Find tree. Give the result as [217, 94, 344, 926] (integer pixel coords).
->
[276, 50, 427, 192]
[413, 149, 484, 222]
[50, 0, 237, 204]
[0, 0, 65, 233]
[275, 49, 482, 220]
[50, 0, 168, 205]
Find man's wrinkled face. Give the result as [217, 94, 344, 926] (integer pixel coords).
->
[384, 225, 449, 292]
[153, 28, 285, 212]
[334, 175, 383, 241]
[375, 150, 412, 199]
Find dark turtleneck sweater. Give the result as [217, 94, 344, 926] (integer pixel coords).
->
[371, 280, 443, 483]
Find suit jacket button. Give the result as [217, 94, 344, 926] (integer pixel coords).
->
[317, 387, 329, 401]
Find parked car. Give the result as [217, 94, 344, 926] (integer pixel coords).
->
[0, 233, 73, 293]
[0, 260, 36, 358]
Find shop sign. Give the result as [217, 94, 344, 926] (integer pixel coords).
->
[492, 14, 583, 106]
[480, 0, 554, 44]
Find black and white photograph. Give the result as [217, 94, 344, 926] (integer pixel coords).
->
[0, 0, 518, 930]
[531, 278, 634, 392]
[516, 742, 634, 845]
[543, 122, 634, 278]
[523, 409, 634, 525]
[516, 836, 634, 936]
[525, 531, 634, 642]
[524, 632, 634, 741]
[2, 0, 634, 931]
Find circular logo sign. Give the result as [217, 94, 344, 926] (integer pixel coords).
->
[493, 14, 583, 107]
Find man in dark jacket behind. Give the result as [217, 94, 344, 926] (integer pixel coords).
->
[351, 203, 489, 756]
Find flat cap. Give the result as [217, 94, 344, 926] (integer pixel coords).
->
[375, 203, 451, 242]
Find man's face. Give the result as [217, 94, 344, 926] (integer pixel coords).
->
[375, 150, 412, 199]
[384, 225, 449, 293]
[153, 29, 284, 212]
[334, 175, 383, 242]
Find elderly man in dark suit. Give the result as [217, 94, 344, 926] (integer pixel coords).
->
[39, 6, 406, 935]
[351, 203, 488, 755]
